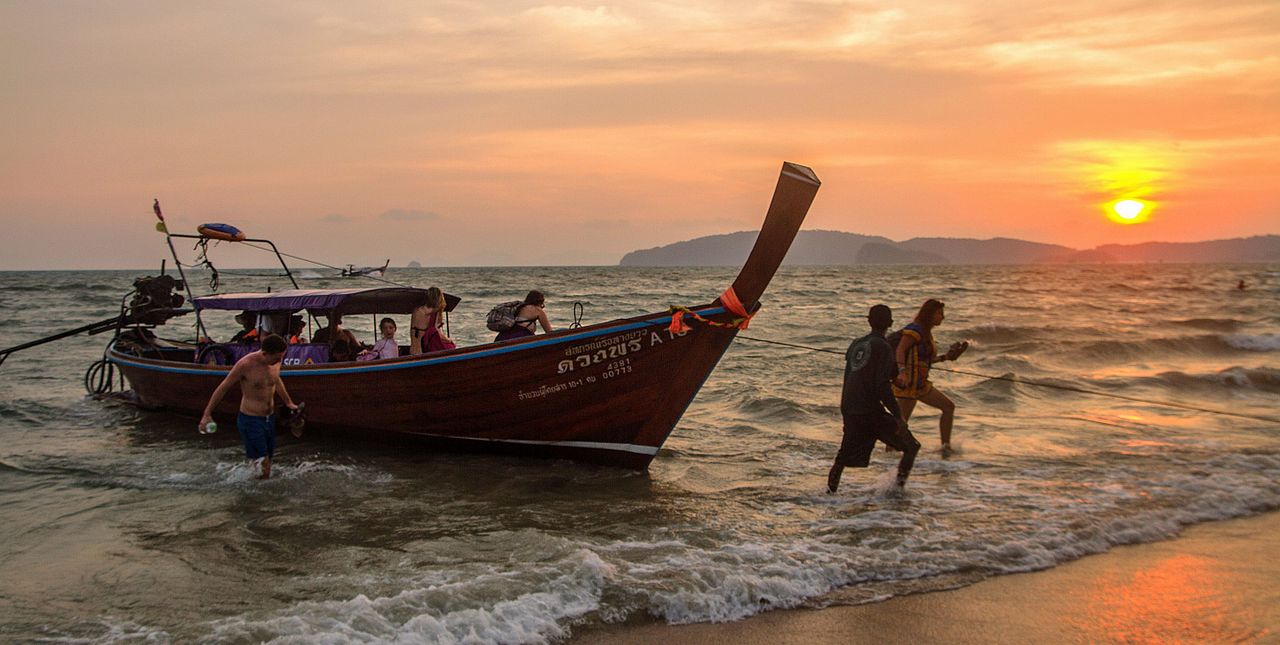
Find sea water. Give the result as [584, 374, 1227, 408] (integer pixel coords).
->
[0, 264, 1278, 642]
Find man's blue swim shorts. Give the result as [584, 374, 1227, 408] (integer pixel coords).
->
[236, 412, 276, 460]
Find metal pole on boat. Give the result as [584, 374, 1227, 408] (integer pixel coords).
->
[260, 240, 300, 289]
[0, 315, 127, 369]
[154, 199, 209, 341]
[165, 234, 300, 289]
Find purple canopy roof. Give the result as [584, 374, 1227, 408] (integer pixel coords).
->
[194, 287, 459, 314]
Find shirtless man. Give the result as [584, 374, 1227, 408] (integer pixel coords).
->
[199, 334, 299, 479]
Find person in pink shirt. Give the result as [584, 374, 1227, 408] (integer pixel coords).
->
[359, 318, 400, 361]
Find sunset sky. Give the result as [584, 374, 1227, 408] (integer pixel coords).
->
[1, 1, 1277, 269]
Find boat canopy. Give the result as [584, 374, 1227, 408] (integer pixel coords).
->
[194, 287, 460, 315]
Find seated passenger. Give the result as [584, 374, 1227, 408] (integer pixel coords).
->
[230, 311, 259, 343]
[410, 287, 456, 354]
[359, 317, 400, 361]
[494, 290, 553, 342]
[261, 312, 291, 338]
[312, 313, 359, 347]
[287, 315, 307, 345]
[330, 338, 358, 363]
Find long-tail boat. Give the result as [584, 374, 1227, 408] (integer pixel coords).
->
[340, 259, 390, 278]
[78, 162, 820, 468]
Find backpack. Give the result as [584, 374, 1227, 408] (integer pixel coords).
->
[885, 328, 903, 352]
[486, 301, 525, 332]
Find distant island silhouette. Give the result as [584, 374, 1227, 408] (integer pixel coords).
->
[619, 230, 1280, 266]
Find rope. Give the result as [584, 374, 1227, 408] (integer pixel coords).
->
[237, 241, 412, 288]
[670, 287, 755, 334]
[733, 334, 1280, 425]
[85, 359, 115, 395]
[570, 302, 585, 329]
[216, 270, 295, 278]
[181, 238, 221, 290]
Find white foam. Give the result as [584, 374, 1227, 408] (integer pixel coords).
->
[54, 618, 172, 644]
[142, 443, 1280, 641]
[97, 451, 1280, 642]
[206, 549, 612, 644]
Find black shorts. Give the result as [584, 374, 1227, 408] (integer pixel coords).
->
[834, 413, 917, 468]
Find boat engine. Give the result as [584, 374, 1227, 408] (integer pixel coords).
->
[128, 275, 187, 326]
[2, 274, 190, 374]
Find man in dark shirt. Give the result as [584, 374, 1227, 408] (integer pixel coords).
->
[829, 304, 920, 493]
[230, 311, 259, 343]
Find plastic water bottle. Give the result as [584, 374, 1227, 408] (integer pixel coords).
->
[202, 421, 218, 435]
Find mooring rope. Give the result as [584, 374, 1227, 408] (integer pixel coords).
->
[733, 334, 1280, 424]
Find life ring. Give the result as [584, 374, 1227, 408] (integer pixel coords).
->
[197, 223, 246, 242]
[196, 344, 235, 366]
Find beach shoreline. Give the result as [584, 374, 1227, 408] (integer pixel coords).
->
[571, 511, 1280, 644]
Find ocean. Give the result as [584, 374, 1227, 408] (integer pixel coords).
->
[1, 264, 1278, 643]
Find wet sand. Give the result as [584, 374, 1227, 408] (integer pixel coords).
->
[573, 512, 1280, 644]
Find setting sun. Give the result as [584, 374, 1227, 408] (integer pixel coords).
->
[1115, 200, 1144, 219]
[1107, 199, 1152, 225]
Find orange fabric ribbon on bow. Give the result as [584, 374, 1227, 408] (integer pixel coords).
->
[669, 286, 755, 335]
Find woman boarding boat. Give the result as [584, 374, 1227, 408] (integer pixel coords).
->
[105, 162, 821, 469]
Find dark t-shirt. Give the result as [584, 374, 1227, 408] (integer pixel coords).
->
[840, 332, 901, 418]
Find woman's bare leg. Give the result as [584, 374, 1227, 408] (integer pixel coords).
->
[917, 388, 956, 455]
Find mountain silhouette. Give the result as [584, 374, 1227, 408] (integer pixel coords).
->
[618, 231, 1280, 266]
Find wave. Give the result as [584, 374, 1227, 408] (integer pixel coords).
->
[138, 457, 398, 491]
[207, 540, 609, 644]
[943, 327, 1270, 356]
[734, 395, 822, 424]
[1, 282, 127, 293]
[1223, 334, 1280, 351]
[1171, 317, 1248, 331]
[965, 366, 1280, 399]
[954, 324, 1061, 345]
[0, 399, 71, 426]
[186, 451, 1280, 642]
[1064, 333, 1276, 362]
[1143, 367, 1280, 395]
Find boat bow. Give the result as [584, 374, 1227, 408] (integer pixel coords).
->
[729, 162, 821, 308]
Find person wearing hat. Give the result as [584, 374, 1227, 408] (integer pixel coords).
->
[287, 315, 307, 345]
[828, 304, 919, 493]
[313, 313, 362, 362]
[230, 311, 259, 344]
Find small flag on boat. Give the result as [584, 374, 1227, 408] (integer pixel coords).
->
[152, 199, 168, 233]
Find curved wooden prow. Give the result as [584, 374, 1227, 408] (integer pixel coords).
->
[727, 162, 821, 307]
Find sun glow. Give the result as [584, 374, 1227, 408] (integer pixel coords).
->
[1115, 199, 1144, 219]
[1106, 198, 1152, 225]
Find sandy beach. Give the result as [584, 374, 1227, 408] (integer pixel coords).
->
[573, 511, 1280, 644]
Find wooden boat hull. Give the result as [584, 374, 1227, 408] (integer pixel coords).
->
[111, 306, 739, 469]
[109, 162, 820, 469]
